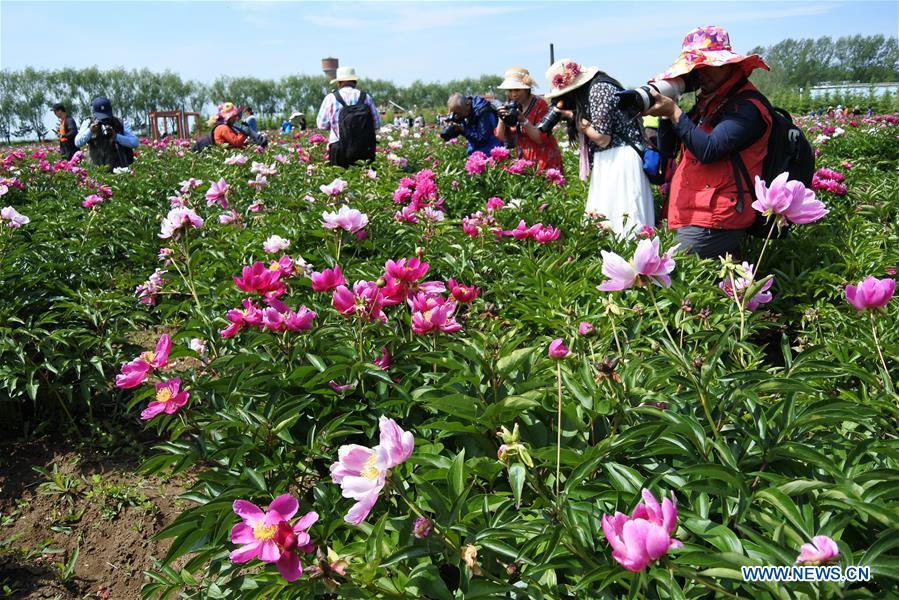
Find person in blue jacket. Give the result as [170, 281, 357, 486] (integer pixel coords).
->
[446, 93, 501, 155]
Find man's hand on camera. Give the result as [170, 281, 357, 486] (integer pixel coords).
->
[645, 90, 683, 122]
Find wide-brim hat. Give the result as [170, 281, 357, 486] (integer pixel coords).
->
[544, 59, 600, 100]
[498, 67, 537, 90]
[654, 25, 769, 81]
[331, 66, 359, 85]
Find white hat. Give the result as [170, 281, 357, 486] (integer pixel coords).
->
[497, 67, 537, 90]
[331, 66, 359, 85]
[544, 59, 599, 100]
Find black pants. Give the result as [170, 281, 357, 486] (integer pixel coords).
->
[59, 140, 77, 160]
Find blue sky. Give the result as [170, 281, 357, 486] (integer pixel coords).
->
[1, 1, 897, 88]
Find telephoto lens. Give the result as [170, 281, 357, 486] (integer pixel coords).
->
[536, 107, 564, 134]
[616, 74, 698, 119]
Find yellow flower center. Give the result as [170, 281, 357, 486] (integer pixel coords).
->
[360, 454, 380, 480]
[141, 351, 155, 362]
[252, 522, 277, 541]
[268, 262, 280, 271]
[155, 388, 173, 403]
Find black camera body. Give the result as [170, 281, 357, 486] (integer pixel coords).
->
[500, 101, 522, 127]
[92, 119, 117, 139]
[231, 121, 268, 148]
[439, 113, 464, 142]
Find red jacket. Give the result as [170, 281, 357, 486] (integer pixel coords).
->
[666, 80, 771, 230]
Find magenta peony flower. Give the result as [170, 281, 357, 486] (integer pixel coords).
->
[411, 294, 462, 334]
[82, 194, 104, 209]
[263, 235, 291, 254]
[373, 347, 392, 370]
[159, 207, 203, 239]
[233, 262, 286, 298]
[464, 151, 490, 176]
[578, 322, 595, 335]
[548, 338, 570, 359]
[532, 224, 561, 244]
[796, 535, 839, 565]
[447, 279, 480, 303]
[601, 489, 683, 572]
[413, 517, 433, 539]
[140, 377, 189, 420]
[230, 494, 318, 582]
[311, 265, 346, 292]
[598, 238, 677, 291]
[489, 147, 510, 161]
[332, 281, 387, 322]
[329, 380, 355, 392]
[544, 168, 566, 186]
[115, 334, 172, 388]
[330, 416, 414, 524]
[205, 178, 230, 207]
[845, 276, 896, 311]
[385, 258, 429, 285]
[752, 173, 828, 225]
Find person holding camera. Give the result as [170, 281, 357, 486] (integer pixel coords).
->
[74, 96, 139, 169]
[210, 102, 267, 148]
[52, 103, 78, 160]
[495, 67, 563, 173]
[542, 59, 653, 236]
[444, 93, 502, 156]
[643, 26, 771, 258]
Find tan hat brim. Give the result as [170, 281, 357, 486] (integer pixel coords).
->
[544, 66, 600, 100]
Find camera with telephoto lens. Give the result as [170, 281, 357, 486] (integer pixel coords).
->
[500, 101, 522, 127]
[535, 99, 574, 134]
[616, 74, 699, 119]
[439, 113, 464, 141]
[232, 121, 268, 148]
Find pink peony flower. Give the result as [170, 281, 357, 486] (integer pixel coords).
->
[373, 347, 392, 370]
[752, 173, 828, 225]
[233, 261, 286, 298]
[329, 380, 356, 392]
[845, 276, 896, 311]
[413, 517, 433, 539]
[636, 224, 655, 238]
[598, 238, 678, 291]
[1, 206, 30, 227]
[140, 377, 189, 420]
[464, 151, 490, 176]
[548, 338, 570, 359]
[601, 489, 683, 572]
[115, 334, 171, 388]
[179, 178, 203, 193]
[532, 224, 561, 244]
[311, 265, 346, 292]
[159, 207, 203, 239]
[719, 263, 774, 311]
[205, 178, 230, 207]
[544, 168, 566, 186]
[796, 535, 839, 566]
[330, 417, 414, 525]
[263, 235, 291, 254]
[82, 194, 104, 209]
[320, 178, 348, 196]
[578, 322, 595, 335]
[411, 294, 462, 334]
[385, 258, 429, 285]
[322, 205, 368, 233]
[230, 494, 318, 582]
[490, 146, 510, 161]
[224, 154, 248, 165]
[219, 210, 241, 225]
[485, 196, 505, 212]
[447, 279, 480, 303]
[332, 281, 387, 322]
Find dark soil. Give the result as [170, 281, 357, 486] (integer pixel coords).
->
[0, 436, 195, 599]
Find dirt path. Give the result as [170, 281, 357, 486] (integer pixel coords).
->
[0, 437, 194, 599]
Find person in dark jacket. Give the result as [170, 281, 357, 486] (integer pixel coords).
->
[52, 103, 78, 160]
[74, 96, 139, 170]
[446, 93, 501, 156]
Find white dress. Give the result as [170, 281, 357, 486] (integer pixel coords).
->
[584, 145, 655, 237]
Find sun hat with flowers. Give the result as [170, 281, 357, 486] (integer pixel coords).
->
[544, 59, 600, 100]
[208, 102, 243, 126]
[498, 67, 538, 90]
[654, 25, 769, 81]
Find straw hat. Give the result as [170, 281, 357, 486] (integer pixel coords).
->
[331, 66, 359, 85]
[497, 67, 537, 90]
[207, 102, 243, 126]
[654, 25, 769, 81]
[544, 59, 599, 100]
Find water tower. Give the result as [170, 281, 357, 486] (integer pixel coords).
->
[322, 57, 339, 81]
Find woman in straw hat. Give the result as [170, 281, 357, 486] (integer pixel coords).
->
[644, 25, 772, 258]
[207, 102, 250, 148]
[496, 67, 562, 173]
[543, 59, 653, 236]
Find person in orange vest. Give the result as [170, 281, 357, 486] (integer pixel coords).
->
[52, 103, 78, 160]
[645, 26, 772, 258]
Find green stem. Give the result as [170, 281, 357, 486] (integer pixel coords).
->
[335, 231, 342, 263]
[357, 318, 366, 398]
[555, 361, 563, 498]
[869, 312, 892, 390]
[80, 209, 97, 249]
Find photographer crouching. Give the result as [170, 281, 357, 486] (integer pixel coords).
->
[495, 67, 563, 173]
[442, 93, 502, 156]
[74, 96, 139, 170]
[209, 102, 268, 149]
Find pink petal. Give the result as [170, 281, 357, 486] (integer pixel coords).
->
[231, 522, 256, 544]
[233, 499, 265, 522]
[268, 494, 299, 521]
[258, 539, 281, 563]
[276, 551, 302, 582]
[293, 511, 319, 533]
[229, 541, 262, 563]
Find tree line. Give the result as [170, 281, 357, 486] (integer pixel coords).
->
[0, 67, 501, 142]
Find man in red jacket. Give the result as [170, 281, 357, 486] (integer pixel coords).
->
[646, 26, 772, 259]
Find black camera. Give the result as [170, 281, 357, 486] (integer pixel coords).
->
[535, 99, 574, 134]
[500, 101, 521, 127]
[616, 74, 699, 119]
[232, 121, 269, 148]
[92, 119, 117, 139]
[439, 113, 464, 142]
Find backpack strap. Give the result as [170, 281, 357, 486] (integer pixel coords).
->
[333, 90, 348, 107]
[722, 88, 772, 213]
[356, 91, 368, 106]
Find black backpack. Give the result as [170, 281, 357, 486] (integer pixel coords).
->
[191, 124, 224, 153]
[333, 90, 376, 164]
[727, 91, 815, 237]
